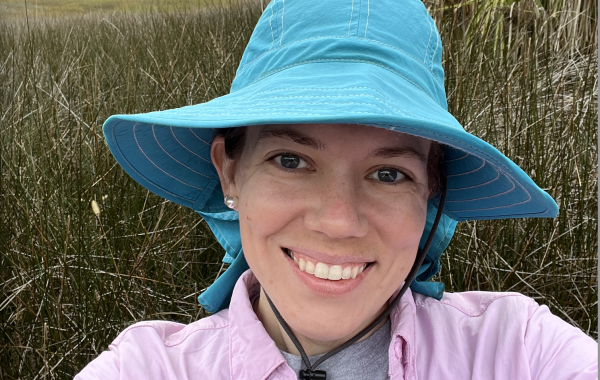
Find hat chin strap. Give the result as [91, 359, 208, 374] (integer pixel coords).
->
[264, 171, 448, 380]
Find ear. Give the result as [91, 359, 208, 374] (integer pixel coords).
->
[211, 136, 238, 199]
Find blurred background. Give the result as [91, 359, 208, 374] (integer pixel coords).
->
[0, 0, 597, 378]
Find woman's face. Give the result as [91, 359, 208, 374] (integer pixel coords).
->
[213, 123, 431, 347]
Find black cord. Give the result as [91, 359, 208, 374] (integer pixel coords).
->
[265, 167, 448, 380]
[264, 293, 313, 373]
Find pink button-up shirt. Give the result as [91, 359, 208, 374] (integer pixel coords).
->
[75, 270, 597, 379]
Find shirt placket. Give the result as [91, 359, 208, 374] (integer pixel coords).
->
[389, 335, 417, 380]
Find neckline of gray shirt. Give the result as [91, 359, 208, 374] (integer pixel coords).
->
[279, 319, 391, 380]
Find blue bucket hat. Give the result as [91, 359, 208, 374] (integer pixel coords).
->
[103, 0, 558, 314]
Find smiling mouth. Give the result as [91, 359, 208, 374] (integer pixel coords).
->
[283, 248, 373, 280]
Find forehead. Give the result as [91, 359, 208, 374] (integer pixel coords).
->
[247, 123, 431, 154]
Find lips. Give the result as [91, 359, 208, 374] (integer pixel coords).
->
[283, 248, 372, 281]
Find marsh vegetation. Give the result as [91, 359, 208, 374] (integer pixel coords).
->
[0, 0, 597, 377]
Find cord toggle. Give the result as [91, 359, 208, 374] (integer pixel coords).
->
[299, 369, 327, 379]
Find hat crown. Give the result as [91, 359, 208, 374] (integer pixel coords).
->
[232, 0, 447, 108]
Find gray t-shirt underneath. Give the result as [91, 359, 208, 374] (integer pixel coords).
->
[280, 319, 391, 379]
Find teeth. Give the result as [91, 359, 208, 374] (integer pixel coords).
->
[299, 257, 306, 271]
[342, 267, 352, 280]
[314, 263, 329, 279]
[288, 250, 369, 281]
[328, 265, 343, 280]
[305, 261, 315, 274]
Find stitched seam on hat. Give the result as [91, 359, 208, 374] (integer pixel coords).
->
[112, 124, 195, 203]
[237, 36, 443, 88]
[253, 86, 372, 94]
[193, 178, 219, 211]
[279, 0, 285, 46]
[446, 177, 516, 203]
[237, 94, 379, 100]
[170, 127, 212, 164]
[370, 124, 534, 210]
[192, 104, 534, 213]
[431, 219, 454, 254]
[237, 37, 430, 81]
[253, 89, 416, 122]
[447, 168, 501, 191]
[153, 125, 212, 178]
[230, 99, 392, 114]
[446, 152, 470, 162]
[175, 110, 383, 116]
[186, 92, 414, 120]
[179, 99, 400, 114]
[188, 128, 212, 146]
[364, 0, 370, 37]
[374, 122, 513, 176]
[347, 0, 354, 36]
[252, 59, 435, 103]
[446, 159, 485, 177]
[373, 37, 444, 87]
[161, 96, 532, 214]
[133, 124, 204, 191]
[356, 0, 362, 35]
[452, 200, 536, 213]
[424, 15, 433, 63]
[233, 93, 393, 105]
[431, 27, 440, 71]
[214, 221, 236, 252]
[187, 95, 450, 164]
[269, 1, 275, 49]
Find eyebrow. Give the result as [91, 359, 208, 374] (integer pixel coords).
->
[257, 129, 326, 150]
[257, 128, 427, 162]
[367, 146, 428, 163]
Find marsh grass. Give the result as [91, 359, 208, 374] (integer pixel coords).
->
[0, 0, 236, 19]
[0, 0, 597, 378]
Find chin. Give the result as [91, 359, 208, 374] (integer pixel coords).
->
[295, 320, 361, 343]
[288, 300, 384, 343]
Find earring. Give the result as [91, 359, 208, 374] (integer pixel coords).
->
[224, 196, 237, 210]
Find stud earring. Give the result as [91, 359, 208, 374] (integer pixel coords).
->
[224, 196, 237, 209]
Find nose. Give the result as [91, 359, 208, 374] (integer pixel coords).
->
[303, 177, 368, 239]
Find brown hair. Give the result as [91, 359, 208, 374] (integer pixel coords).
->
[214, 127, 445, 197]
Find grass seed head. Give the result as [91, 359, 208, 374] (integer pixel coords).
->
[91, 200, 101, 216]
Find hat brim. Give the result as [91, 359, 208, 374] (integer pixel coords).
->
[104, 61, 558, 222]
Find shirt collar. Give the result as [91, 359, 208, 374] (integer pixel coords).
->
[228, 269, 418, 380]
[228, 270, 293, 380]
[389, 287, 418, 379]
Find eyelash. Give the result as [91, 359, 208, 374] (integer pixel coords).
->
[270, 153, 312, 172]
[367, 167, 412, 185]
[270, 153, 412, 184]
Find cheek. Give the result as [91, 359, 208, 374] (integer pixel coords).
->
[239, 179, 299, 235]
[236, 177, 306, 270]
[373, 192, 429, 249]
[367, 194, 428, 293]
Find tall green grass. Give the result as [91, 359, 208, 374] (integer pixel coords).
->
[0, 0, 597, 378]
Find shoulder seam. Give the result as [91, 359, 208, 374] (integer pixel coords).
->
[112, 321, 230, 348]
[415, 293, 531, 318]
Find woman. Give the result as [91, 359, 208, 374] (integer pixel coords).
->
[76, 0, 598, 378]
